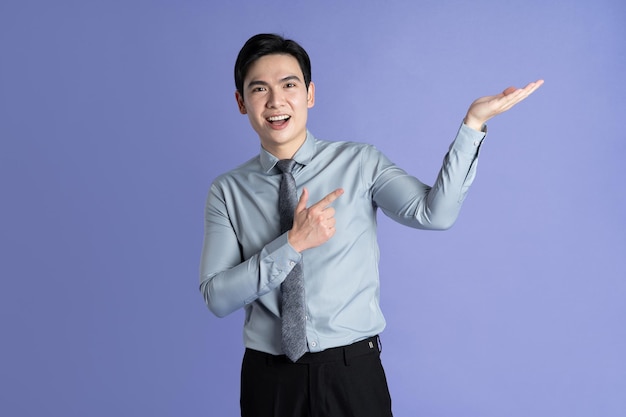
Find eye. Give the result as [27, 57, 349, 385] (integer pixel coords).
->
[285, 82, 296, 88]
[253, 86, 266, 92]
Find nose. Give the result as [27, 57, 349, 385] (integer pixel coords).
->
[266, 89, 285, 108]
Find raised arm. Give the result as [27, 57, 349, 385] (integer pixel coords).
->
[373, 79, 544, 228]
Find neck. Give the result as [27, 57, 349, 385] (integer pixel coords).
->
[263, 135, 307, 160]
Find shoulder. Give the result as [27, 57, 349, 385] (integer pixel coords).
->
[211, 155, 263, 190]
[316, 139, 389, 169]
[313, 136, 382, 159]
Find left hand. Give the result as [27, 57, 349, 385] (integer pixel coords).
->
[464, 79, 544, 131]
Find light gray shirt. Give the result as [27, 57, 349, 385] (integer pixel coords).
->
[200, 123, 486, 355]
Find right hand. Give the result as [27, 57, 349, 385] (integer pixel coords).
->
[288, 187, 344, 253]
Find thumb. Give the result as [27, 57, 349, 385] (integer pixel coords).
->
[295, 187, 309, 213]
[502, 86, 517, 96]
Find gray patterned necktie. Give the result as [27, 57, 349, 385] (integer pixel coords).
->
[276, 159, 307, 362]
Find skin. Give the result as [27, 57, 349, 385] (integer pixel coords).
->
[236, 53, 544, 253]
[464, 80, 545, 130]
[235, 54, 315, 160]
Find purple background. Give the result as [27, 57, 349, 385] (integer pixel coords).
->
[1, 0, 625, 416]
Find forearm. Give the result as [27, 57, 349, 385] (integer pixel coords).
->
[199, 230, 300, 317]
[422, 123, 484, 227]
[375, 122, 486, 229]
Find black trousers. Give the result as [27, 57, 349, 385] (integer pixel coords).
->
[240, 336, 393, 417]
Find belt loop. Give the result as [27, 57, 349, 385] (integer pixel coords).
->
[343, 346, 350, 366]
[376, 335, 382, 354]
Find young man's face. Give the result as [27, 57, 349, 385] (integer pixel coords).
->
[235, 53, 315, 159]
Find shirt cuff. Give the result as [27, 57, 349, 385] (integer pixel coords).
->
[452, 122, 487, 154]
[264, 232, 302, 274]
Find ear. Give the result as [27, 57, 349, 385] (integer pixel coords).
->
[235, 91, 247, 114]
[307, 81, 315, 109]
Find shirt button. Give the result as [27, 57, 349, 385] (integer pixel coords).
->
[289, 261, 295, 266]
[473, 140, 481, 147]
[310, 341, 317, 348]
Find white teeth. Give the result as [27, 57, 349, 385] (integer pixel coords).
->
[267, 115, 290, 122]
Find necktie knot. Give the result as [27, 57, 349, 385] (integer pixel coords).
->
[276, 159, 296, 174]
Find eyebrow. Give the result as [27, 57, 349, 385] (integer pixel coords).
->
[246, 75, 303, 90]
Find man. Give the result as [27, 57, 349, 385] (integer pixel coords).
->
[199, 33, 543, 416]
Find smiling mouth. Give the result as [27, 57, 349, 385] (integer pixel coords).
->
[267, 115, 291, 125]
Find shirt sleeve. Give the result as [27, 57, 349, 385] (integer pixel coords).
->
[198, 183, 301, 318]
[370, 122, 486, 229]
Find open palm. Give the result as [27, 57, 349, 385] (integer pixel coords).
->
[464, 79, 544, 131]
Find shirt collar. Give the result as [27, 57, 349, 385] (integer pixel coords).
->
[259, 130, 316, 173]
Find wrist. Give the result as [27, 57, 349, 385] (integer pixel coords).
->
[287, 230, 304, 253]
[463, 115, 486, 132]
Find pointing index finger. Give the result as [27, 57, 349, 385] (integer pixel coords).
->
[313, 188, 344, 209]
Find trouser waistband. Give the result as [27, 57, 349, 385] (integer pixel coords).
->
[245, 335, 381, 366]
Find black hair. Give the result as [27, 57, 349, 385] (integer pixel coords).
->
[234, 33, 312, 96]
